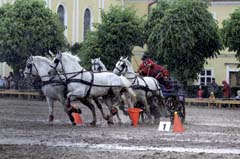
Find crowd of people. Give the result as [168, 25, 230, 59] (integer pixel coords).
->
[0, 70, 41, 90]
[197, 77, 238, 100]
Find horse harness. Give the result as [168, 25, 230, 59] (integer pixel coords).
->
[25, 60, 64, 88]
[117, 59, 160, 92]
[53, 58, 123, 98]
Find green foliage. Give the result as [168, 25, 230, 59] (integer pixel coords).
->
[70, 42, 82, 55]
[144, 0, 170, 44]
[146, 0, 222, 84]
[0, 0, 67, 71]
[221, 8, 240, 61]
[79, 5, 144, 70]
[79, 31, 101, 70]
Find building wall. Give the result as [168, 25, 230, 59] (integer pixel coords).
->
[1, 0, 240, 86]
[202, 2, 240, 86]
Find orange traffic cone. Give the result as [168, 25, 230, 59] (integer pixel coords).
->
[128, 108, 142, 127]
[73, 113, 83, 124]
[173, 112, 184, 133]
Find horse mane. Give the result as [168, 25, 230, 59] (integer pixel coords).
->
[123, 58, 134, 73]
[32, 56, 51, 65]
[96, 58, 107, 70]
[62, 52, 81, 62]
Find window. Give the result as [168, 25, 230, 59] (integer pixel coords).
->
[199, 69, 213, 85]
[84, 8, 91, 40]
[57, 5, 65, 26]
[229, 71, 240, 86]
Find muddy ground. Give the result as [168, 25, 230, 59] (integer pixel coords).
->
[0, 98, 240, 159]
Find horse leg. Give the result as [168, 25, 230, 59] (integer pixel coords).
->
[79, 98, 97, 126]
[140, 95, 152, 124]
[156, 96, 169, 117]
[46, 97, 54, 122]
[111, 92, 124, 124]
[119, 93, 130, 115]
[148, 96, 162, 124]
[63, 97, 77, 125]
[126, 87, 136, 106]
[104, 97, 115, 125]
[93, 98, 108, 120]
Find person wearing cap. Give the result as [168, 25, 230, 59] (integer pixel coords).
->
[138, 54, 170, 88]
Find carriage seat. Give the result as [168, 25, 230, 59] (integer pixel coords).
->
[159, 80, 178, 93]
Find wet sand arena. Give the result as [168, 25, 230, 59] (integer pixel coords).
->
[0, 98, 240, 159]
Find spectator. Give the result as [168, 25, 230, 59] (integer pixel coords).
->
[0, 75, 5, 89]
[222, 80, 231, 98]
[197, 85, 204, 98]
[18, 69, 26, 90]
[209, 91, 216, 107]
[208, 78, 219, 98]
[3, 76, 9, 89]
[235, 90, 240, 100]
[209, 91, 215, 99]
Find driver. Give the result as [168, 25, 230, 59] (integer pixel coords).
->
[138, 54, 170, 88]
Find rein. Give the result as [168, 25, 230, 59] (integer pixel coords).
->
[115, 59, 162, 92]
[25, 59, 65, 88]
[53, 58, 122, 97]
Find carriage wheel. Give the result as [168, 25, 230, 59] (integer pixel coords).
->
[166, 97, 185, 124]
[165, 96, 176, 114]
[165, 97, 175, 123]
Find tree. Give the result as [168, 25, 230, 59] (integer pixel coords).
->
[0, 0, 67, 72]
[221, 8, 240, 62]
[79, 6, 144, 70]
[146, 0, 222, 84]
[79, 31, 101, 69]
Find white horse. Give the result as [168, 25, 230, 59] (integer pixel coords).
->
[113, 57, 168, 123]
[91, 58, 134, 115]
[24, 56, 100, 126]
[91, 58, 107, 73]
[51, 52, 136, 124]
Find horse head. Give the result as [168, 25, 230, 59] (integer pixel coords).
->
[113, 56, 130, 76]
[51, 52, 84, 77]
[24, 56, 38, 78]
[91, 58, 107, 72]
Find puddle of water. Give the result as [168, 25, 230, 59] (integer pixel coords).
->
[51, 142, 240, 155]
[1, 138, 240, 155]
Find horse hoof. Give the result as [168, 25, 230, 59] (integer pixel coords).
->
[105, 114, 110, 120]
[48, 115, 54, 122]
[90, 122, 96, 126]
[107, 120, 114, 125]
[111, 107, 118, 116]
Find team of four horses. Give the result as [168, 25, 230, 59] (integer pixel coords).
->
[24, 52, 185, 126]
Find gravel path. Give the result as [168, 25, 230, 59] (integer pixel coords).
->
[0, 98, 240, 159]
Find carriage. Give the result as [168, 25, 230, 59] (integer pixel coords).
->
[160, 80, 185, 123]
